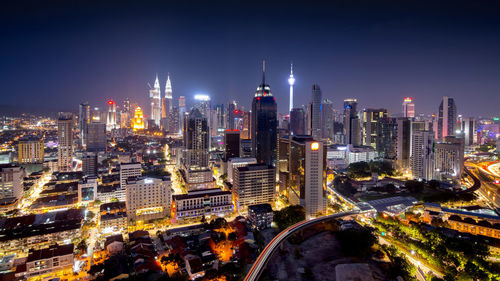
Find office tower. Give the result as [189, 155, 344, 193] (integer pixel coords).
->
[90, 106, 105, 123]
[78, 176, 97, 203]
[290, 107, 306, 136]
[224, 129, 240, 160]
[119, 162, 142, 202]
[461, 117, 477, 146]
[396, 117, 411, 171]
[149, 74, 162, 127]
[308, 84, 322, 139]
[233, 164, 275, 212]
[57, 113, 74, 172]
[179, 96, 186, 134]
[241, 111, 251, 139]
[434, 136, 464, 180]
[161, 75, 173, 131]
[122, 98, 131, 115]
[437, 96, 457, 140]
[106, 100, 117, 131]
[343, 99, 361, 146]
[251, 61, 278, 167]
[402, 97, 415, 118]
[168, 106, 180, 134]
[411, 130, 434, 180]
[376, 117, 398, 161]
[215, 104, 225, 133]
[240, 139, 252, 157]
[131, 107, 145, 131]
[362, 108, 388, 148]
[18, 136, 44, 164]
[288, 136, 327, 219]
[226, 102, 237, 130]
[82, 153, 98, 177]
[288, 63, 295, 112]
[87, 122, 106, 152]
[126, 176, 171, 221]
[79, 102, 90, 147]
[227, 157, 258, 184]
[184, 108, 209, 168]
[0, 164, 24, 206]
[321, 99, 335, 140]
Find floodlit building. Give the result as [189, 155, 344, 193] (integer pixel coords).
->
[126, 176, 171, 221]
[0, 164, 25, 212]
[57, 113, 74, 172]
[78, 176, 97, 203]
[23, 244, 74, 281]
[362, 108, 388, 148]
[248, 203, 273, 230]
[402, 97, 415, 118]
[437, 96, 457, 140]
[233, 164, 275, 212]
[434, 136, 464, 180]
[18, 136, 44, 164]
[171, 188, 232, 221]
[411, 130, 435, 180]
[131, 107, 145, 131]
[119, 162, 142, 202]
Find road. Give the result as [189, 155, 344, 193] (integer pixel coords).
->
[465, 162, 500, 208]
[244, 210, 360, 281]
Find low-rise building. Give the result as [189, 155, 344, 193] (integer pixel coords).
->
[247, 203, 273, 230]
[0, 164, 25, 213]
[100, 202, 127, 233]
[171, 188, 232, 221]
[23, 244, 74, 280]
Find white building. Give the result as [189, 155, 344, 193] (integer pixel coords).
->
[227, 157, 257, 184]
[411, 130, 434, 180]
[24, 244, 74, 280]
[57, 113, 73, 172]
[119, 162, 142, 202]
[126, 177, 171, 221]
[233, 164, 275, 212]
[0, 164, 25, 211]
[346, 145, 377, 165]
[171, 188, 232, 221]
[434, 136, 464, 180]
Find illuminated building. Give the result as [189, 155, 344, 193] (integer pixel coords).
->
[437, 96, 457, 140]
[21, 244, 74, 281]
[308, 84, 322, 139]
[434, 136, 464, 180]
[248, 203, 273, 230]
[224, 129, 240, 160]
[396, 117, 411, 170]
[78, 176, 97, 203]
[322, 99, 335, 140]
[168, 106, 180, 133]
[149, 74, 162, 127]
[251, 60, 278, 167]
[461, 117, 477, 146]
[131, 107, 145, 131]
[343, 99, 360, 146]
[119, 162, 142, 202]
[82, 153, 97, 177]
[100, 202, 127, 232]
[227, 157, 257, 184]
[106, 100, 118, 131]
[179, 96, 186, 134]
[346, 145, 377, 164]
[402, 97, 415, 118]
[376, 117, 398, 161]
[362, 108, 388, 148]
[288, 63, 295, 112]
[411, 130, 434, 180]
[125, 176, 171, 221]
[57, 112, 73, 172]
[171, 188, 232, 221]
[18, 135, 44, 164]
[161, 74, 173, 130]
[79, 102, 90, 147]
[0, 164, 25, 213]
[87, 121, 106, 152]
[288, 136, 326, 219]
[241, 111, 251, 139]
[233, 164, 275, 212]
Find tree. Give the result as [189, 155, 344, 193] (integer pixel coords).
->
[273, 205, 305, 231]
[335, 227, 377, 258]
[77, 239, 87, 254]
[347, 161, 371, 179]
[428, 180, 440, 189]
[404, 180, 425, 193]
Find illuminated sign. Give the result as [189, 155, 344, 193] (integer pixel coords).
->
[136, 206, 163, 216]
[311, 142, 320, 151]
[403, 97, 413, 102]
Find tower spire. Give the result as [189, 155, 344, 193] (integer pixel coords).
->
[288, 62, 295, 112]
[262, 59, 266, 85]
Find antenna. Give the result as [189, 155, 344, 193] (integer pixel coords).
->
[262, 59, 266, 85]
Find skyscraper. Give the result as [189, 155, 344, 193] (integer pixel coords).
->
[149, 74, 162, 127]
[178, 96, 186, 134]
[290, 107, 306, 136]
[106, 100, 117, 131]
[288, 63, 295, 112]
[321, 99, 335, 140]
[79, 102, 90, 148]
[396, 117, 411, 171]
[343, 99, 361, 146]
[376, 117, 398, 161]
[411, 130, 434, 180]
[57, 112, 74, 172]
[461, 117, 477, 146]
[308, 84, 322, 139]
[434, 136, 464, 180]
[362, 108, 388, 148]
[224, 129, 240, 160]
[437, 96, 457, 140]
[87, 122, 107, 152]
[402, 97, 415, 118]
[251, 61, 278, 168]
[288, 136, 327, 219]
[233, 164, 275, 212]
[162, 75, 173, 131]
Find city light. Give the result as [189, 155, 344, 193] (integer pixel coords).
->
[194, 94, 210, 101]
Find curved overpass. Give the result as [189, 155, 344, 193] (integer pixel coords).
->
[244, 210, 360, 281]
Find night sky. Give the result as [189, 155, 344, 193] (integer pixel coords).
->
[1, 0, 500, 117]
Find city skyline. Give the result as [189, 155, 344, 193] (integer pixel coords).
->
[1, 0, 500, 117]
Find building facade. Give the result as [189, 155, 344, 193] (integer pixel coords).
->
[57, 113, 74, 172]
[126, 177, 171, 221]
[18, 136, 44, 164]
[233, 164, 275, 212]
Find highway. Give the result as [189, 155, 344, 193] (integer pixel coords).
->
[465, 162, 500, 208]
[243, 210, 360, 281]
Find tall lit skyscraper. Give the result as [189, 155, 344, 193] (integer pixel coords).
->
[411, 130, 434, 180]
[343, 99, 360, 146]
[362, 108, 388, 148]
[308, 84, 322, 139]
[288, 63, 295, 112]
[437, 96, 457, 140]
[87, 122, 106, 152]
[149, 74, 162, 127]
[251, 60, 278, 168]
[461, 117, 477, 146]
[106, 100, 117, 131]
[290, 107, 306, 136]
[162, 74, 173, 131]
[79, 102, 90, 148]
[321, 99, 335, 140]
[179, 96, 186, 134]
[396, 117, 411, 171]
[57, 112, 74, 172]
[402, 97, 415, 118]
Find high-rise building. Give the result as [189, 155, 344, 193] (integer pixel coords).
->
[131, 107, 145, 131]
[118, 162, 142, 202]
[437, 96, 457, 140]
[82, 153, 98, 177]
[57, 113, 74, 172]
[288, 136, 327, 219]
[126, 176, 171, 221]
[402, 97, 415, 118]
[179, 96, 186, 134]
[0, 164, 25, 207]
[251, 61, 278, 168]
[106, 100, 117, 131]
[343, 99, 360, 146]
[79, 102, 90, 147]
[87, 122, 106, 152]
[224, 129, 240, 160]
[241, 111, 251, 139]
[376, 117, 398, 161]
[227, 157, 258, 184]
[321, 99, 335, 141]
[161, 75, 173, 131]
[434, 136, 464, 180]
[411, 130, 434, 180]
[288, 63, 295, 112]
[290, 107, 306, 136]
[168, 106, 180, 134]
[362, 108, 388, 148]
[183, 108, 209, 169]
[226, 102, 237, 130]
[396, 117, 411, 171]
[233, 164, 275, 212]
[18, 136, 44, 164]
[461, 117, 477, 146]
[308, 84, 322, 139]
[149, 74, 162, 127]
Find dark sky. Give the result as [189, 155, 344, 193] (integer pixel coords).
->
[1, 0, 500, 117]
